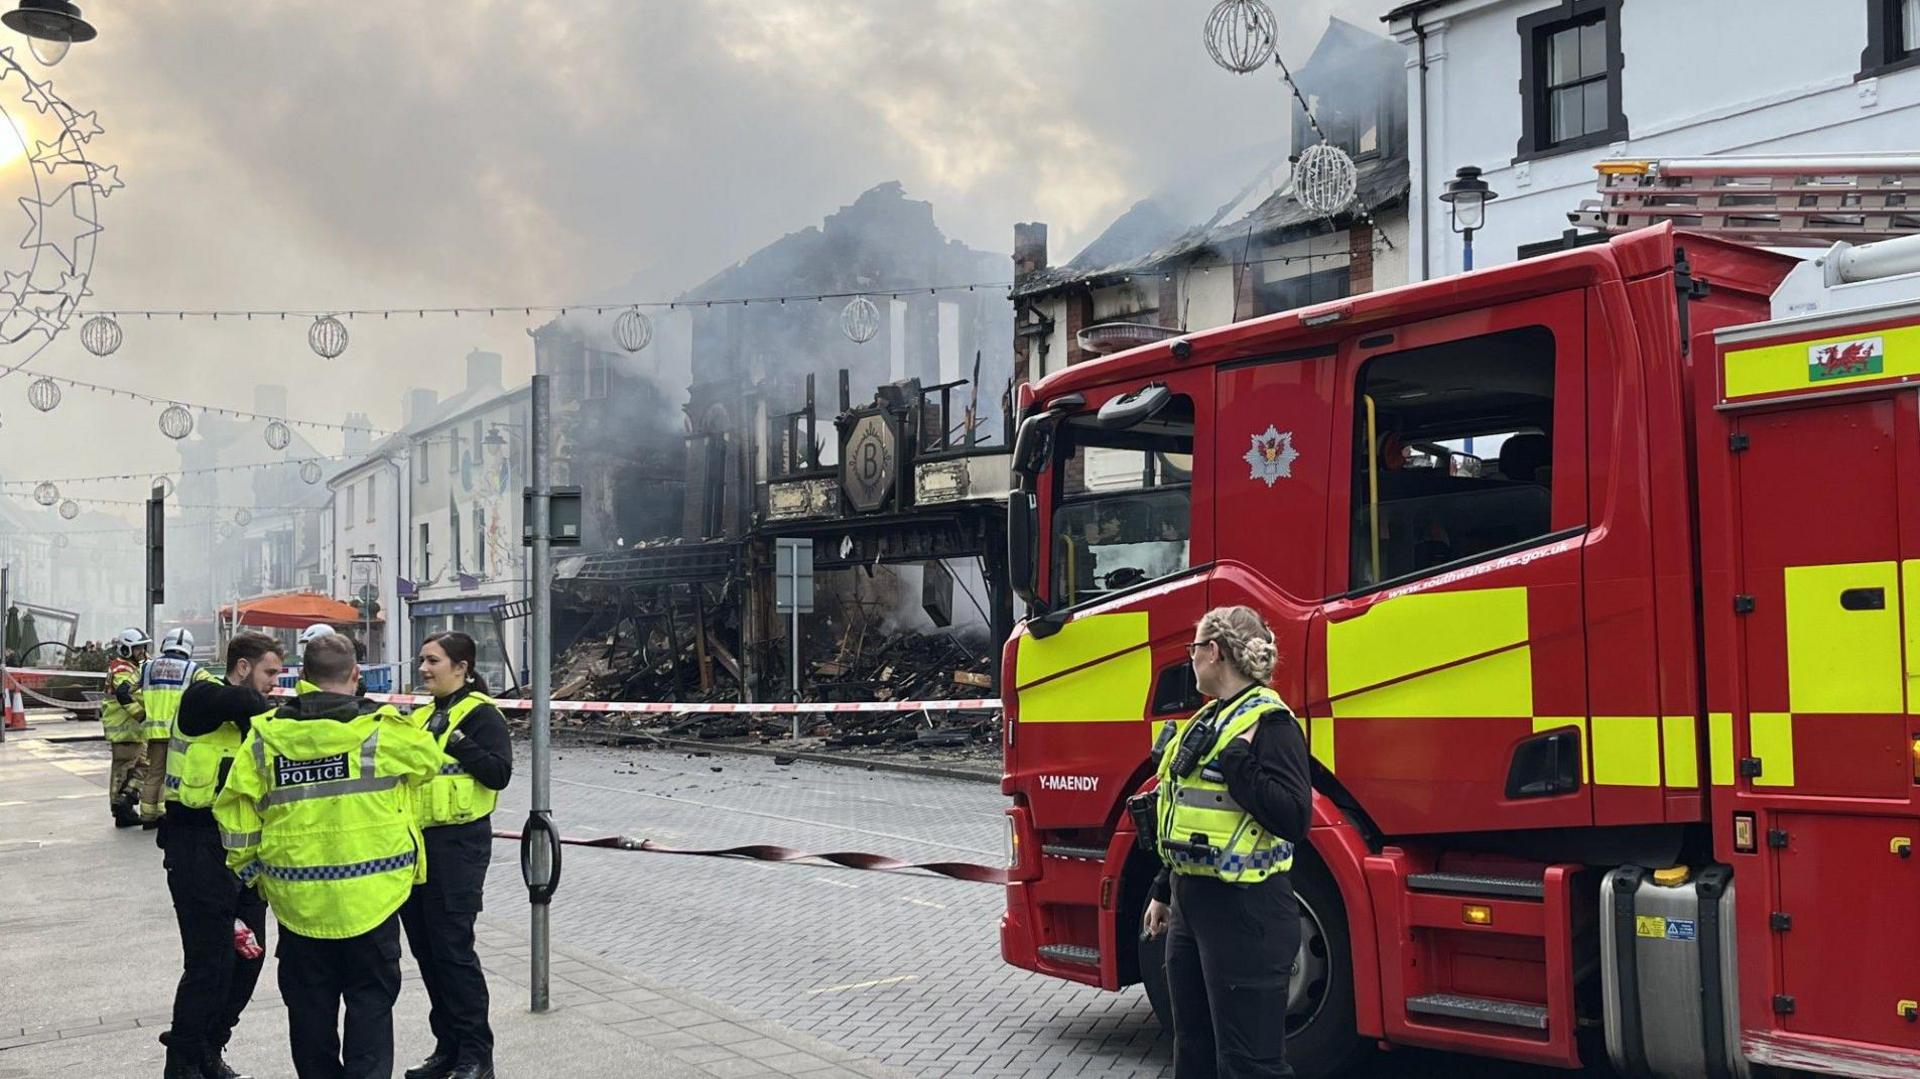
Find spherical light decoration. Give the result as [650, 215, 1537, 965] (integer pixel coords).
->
[52, 534, 68, 550]
[79, 314, 121, 356]
[840, 296, 880, 345]
[299, 460, 323, 485]
[234, 508, 252, 527]
[1205, 0, 1277, 74]
[613, 308, 653, 353]
[57, 499, 77, 520]
[27, 376, 60, 412]
[32, 480, 57, 505]
[151, 475, 174, 498]
[1293, 142, 1359, 217]
[264, 420, 291, 450]
[308, 315, 349, 359]
[158, 404, 194, 440]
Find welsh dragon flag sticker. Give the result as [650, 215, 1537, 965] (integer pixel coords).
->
[1807, 335, 1884, 382]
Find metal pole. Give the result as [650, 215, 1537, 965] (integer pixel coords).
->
[1463, 230, 1475, 272]
[527, 374, 555, 1013]
[1, 563, 9, 744]
[790, 553, 800, 741]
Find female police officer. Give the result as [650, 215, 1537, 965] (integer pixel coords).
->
[1142, 605, 1311, 1078]
[401, 632, 512, 1079]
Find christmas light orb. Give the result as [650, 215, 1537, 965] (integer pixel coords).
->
[840, 296, 880, 344]
[613, 308, 652, 353]
[57, 499, 77, 519]
[234, 508, 251, 527]
[308, 314, 349, 359]
[1294, 142, 1359, 216]
[1205, 0, 1277, 74]
[299, 460, 322, 485]
[151, 475, 174, 498]
[264, 419, 291, 450]
[33, 480, 57, 505]
[79, 314, 121, 356]
[158, 404, 194, 440]
[27, 376, 60, 411]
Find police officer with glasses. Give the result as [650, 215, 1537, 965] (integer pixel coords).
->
[1141, 605, 1311, 1078]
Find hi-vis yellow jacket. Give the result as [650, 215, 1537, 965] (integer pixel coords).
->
[214, 695, 440, 939]
[101, 658, 145, 744]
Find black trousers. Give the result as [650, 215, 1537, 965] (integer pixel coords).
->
[400, 818, 495, 1066]
[160, 821, 267, 1065]
[1166, 873, 1300, 1079]
[278, 913, 404, 1079]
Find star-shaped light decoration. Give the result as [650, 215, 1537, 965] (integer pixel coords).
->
[1243, 424, 1300, 488]
[55, 268, 88, 302]
[30, 131, 84, 176]
[19, 180, 101, 271]
[19, 73, 56, 115]
[62, 109, 101, 143]
[0, 268, 30, 304]
[85, 162, 120, 198]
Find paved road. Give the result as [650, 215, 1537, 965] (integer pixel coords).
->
[520, 737, 1589, 1078]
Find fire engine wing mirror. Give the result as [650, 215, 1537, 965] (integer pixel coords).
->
[1008, 490, 1042, 614]
[1013, 395, 1081, 481]
[1097, 383, 1171, 431]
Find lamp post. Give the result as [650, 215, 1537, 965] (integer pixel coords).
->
[2, 0, 94, 65]
[1440, 165, 1499, 272]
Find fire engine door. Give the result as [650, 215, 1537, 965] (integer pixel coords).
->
[1312, 291, 1591, 836]
[1733, 394, 1920, 1048]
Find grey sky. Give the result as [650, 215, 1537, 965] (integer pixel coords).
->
[3, 0, 1380, 522]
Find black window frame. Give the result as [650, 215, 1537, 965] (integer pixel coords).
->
[1860, 0, 1920, 79]
[1514, 0, 1628, 163]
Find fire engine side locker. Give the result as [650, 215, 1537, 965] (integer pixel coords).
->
[1712, 304, 1920, 1076]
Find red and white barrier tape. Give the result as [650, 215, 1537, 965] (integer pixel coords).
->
[4, 666, 107, 679]
[266, 687, 1002, 715]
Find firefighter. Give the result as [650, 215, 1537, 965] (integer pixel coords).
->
[214, 633, 440, 1079]
[401, 631, 512, 1079]
[158, 632, 283, 1079]
[103, 627, 150, 827]
[1142, 605, 1310, 1079]
[293, 624, 334, 694]
[138, 629, 218, 826]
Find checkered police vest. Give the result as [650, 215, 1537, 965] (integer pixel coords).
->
[219, 705, 438, 939]
[409, 691, 500, 829]
[1154, 686, 1295, 885]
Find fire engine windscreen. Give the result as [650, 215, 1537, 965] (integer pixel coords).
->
[1352, 326, 1556, 589]
[1050, 394, 1194, 607]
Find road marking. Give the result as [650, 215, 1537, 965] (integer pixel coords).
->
[814, 877, 860, 889]
[0, 800, 22, 808]
[806, 975, 918, 995]
[56, 793, 93, 800]
[902, 897, 946, 911]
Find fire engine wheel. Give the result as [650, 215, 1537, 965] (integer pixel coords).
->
[1134, 857, 1364, 1078]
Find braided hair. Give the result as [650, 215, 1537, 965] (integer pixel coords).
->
[1196, 605, 1277, 685]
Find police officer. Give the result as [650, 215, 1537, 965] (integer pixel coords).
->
[158, 632, 283, 1079]
[139, 629, 218, 826]
[402, 631, 512, 1079]
[103, 627, 150, 827]
[214, 633, 440, 1079]
[1142, 605, 1311, 1079]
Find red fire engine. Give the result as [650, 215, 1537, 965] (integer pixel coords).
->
[999, 155, 1920, 1078]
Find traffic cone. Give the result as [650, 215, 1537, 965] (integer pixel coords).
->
[3, 678, 25, 731]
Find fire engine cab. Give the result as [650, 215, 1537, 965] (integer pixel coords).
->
[999, 155, 1920, 1078]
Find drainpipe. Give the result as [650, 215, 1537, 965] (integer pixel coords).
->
[1412, 12, 1432, 282]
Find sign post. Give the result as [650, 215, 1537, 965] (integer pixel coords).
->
[774, 537, 814, 740]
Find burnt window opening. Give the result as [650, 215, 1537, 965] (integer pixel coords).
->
[1861, 0, 1920, 77]
[1051, 394, 1194, 608]
[1515, 0, 1627, 161]
[1351, 326, 1557, 591]
[1258, 266, 1351, 318]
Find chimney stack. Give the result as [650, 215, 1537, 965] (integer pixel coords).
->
[1014, 222, 1049, 280]
[403, 388, 439, 428]
[342, 412, 373, 456]
[465, 348, 503, 393]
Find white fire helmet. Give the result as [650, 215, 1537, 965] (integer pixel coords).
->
[160, 628, 194, 658]
[115, 627, 151, 658]
[298, 623, 336, 647]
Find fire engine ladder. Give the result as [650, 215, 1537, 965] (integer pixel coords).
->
[1574, 153, 1920, 245]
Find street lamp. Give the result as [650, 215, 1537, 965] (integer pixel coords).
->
[2, 0, 95, 66]
[1440, 165, 1499, 272]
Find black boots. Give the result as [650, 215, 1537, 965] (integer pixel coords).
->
[201, 1055, 253, 1079]
[404, 1050, 458, 1079]
[448, 1065, 495, 1079]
